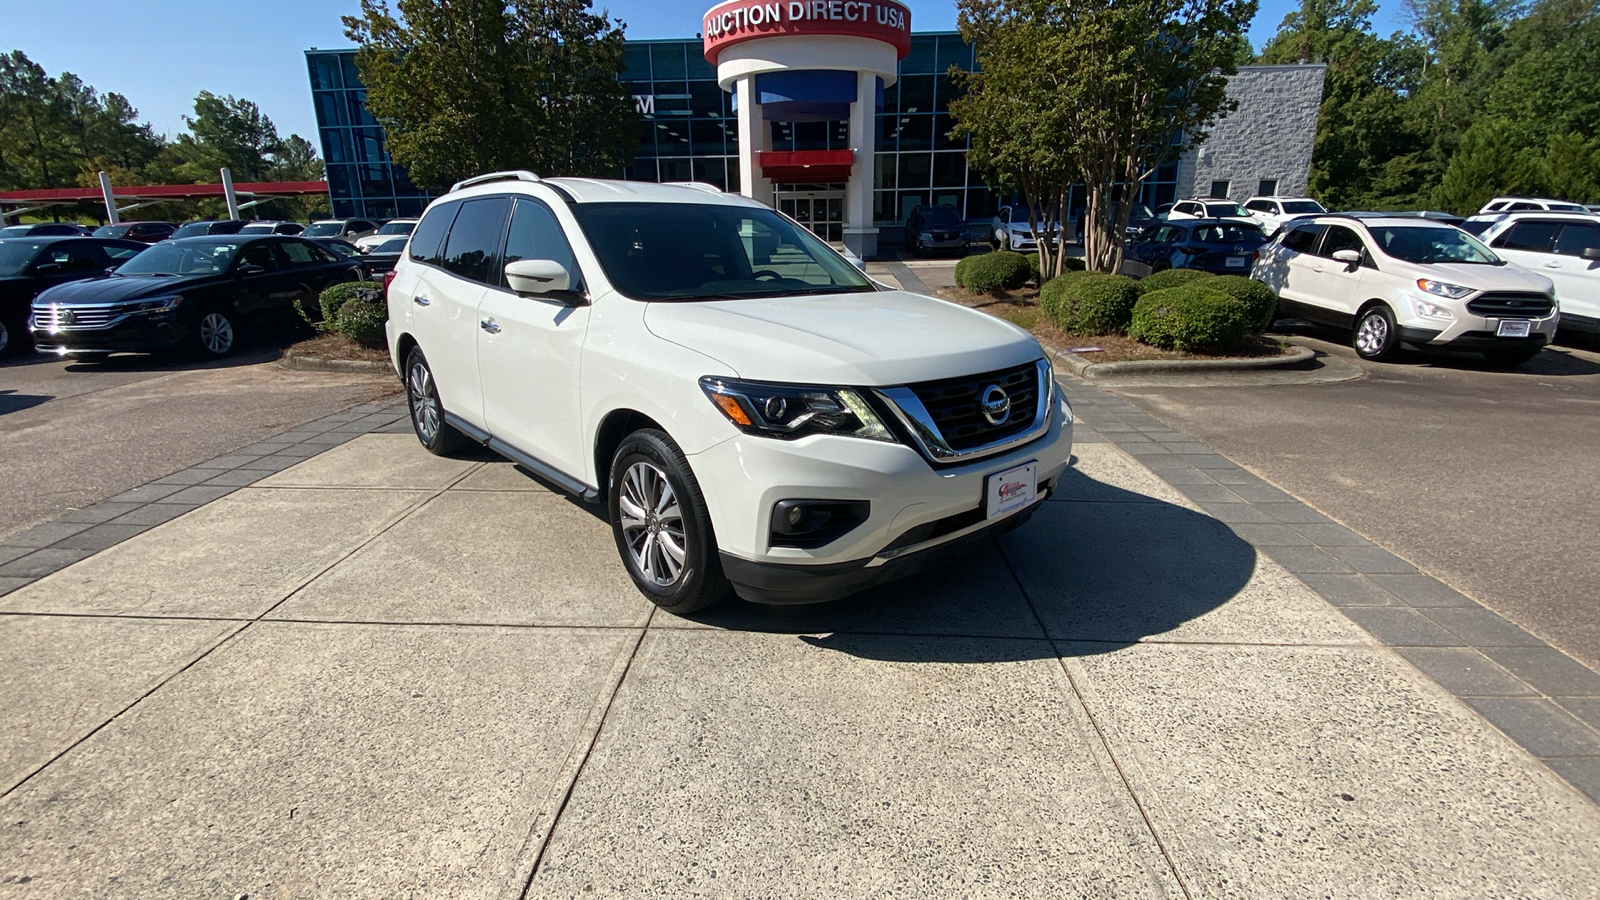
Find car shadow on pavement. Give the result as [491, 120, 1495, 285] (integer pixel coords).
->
[689, 469, 1258, 663]
[1275, 319, 1600, 375]
[0, 389, 51, 415]
[55, 327, 319, 373]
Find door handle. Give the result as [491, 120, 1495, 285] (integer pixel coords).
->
[480, 318, 501, 334]
[1544, 261, 1562, 268]
[413, 295, 431, 306]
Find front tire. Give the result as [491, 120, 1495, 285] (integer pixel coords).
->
[404, 347, 467, 456]
[191, 307, 238, 359]
[608, 429, 731, 615]
[1353, 304, 1400, 361]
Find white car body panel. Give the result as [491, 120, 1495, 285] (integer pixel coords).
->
[1477, 213, 1600, 332]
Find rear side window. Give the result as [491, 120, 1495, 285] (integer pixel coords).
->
[1280, 224, 1324, 253]
[408, 202, 459, 264]
[440, 197, 510, 285]
[1552, 223, 1600, 257]
[502, 199, 579, 290]
[1496, 221, 1561, 253]
[280, 241, 318, 265]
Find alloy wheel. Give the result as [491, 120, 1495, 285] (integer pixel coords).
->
[618, 461, 686, 586]
[1355, 312, 1388, 356]
[407, 360, 441, 442]
[199, 312, 234, 355]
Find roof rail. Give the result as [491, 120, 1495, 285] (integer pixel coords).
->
[450, 170, 542, 193]
[664, 181, 724, 195]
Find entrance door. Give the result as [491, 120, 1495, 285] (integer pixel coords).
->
[776, 189, 846, 242]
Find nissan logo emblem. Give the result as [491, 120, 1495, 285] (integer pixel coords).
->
[980, 384, 1011, 426]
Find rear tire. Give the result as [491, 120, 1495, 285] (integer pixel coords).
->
[404, 347, 468, 456]
[1483, 347, 1540, 366]
[191, 307, 238, 359]
[608, 429, 731, 615]
[1352, 304, 1400, 361]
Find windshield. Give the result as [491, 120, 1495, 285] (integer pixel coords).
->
[320, 241, 357, 257]
[573, 202, 874, 301]
[1194, 223, 1266, 243]
[239, 223, 277, 234]
[371, 237, 408, 253]
[376, 221, 416, 235]
[1371, 226, 1501, 265]
[918, 207, 962, 225]
[0, 241, 45, 276]
[1203, 202, 1248, 217]
[0, 226, 35, 237]
[303, 222, 344, 237]
[1282, 200, 1325, 214]
[116, 242, 241, 276]
[94, 225, 132, 237]
[172, 223, 215, 238]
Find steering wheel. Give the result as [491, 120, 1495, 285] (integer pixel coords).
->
[750, 269, 783, 281]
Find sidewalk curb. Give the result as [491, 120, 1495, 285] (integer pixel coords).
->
[277, 354, 393, 374]
[1048, 342, 1316, 378]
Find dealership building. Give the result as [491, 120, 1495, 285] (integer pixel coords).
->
[305, 1, 1324, 257]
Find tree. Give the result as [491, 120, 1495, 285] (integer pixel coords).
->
[170, 91, 286, 183]
[343, 0, 638, 187]
[954, 0, 1253, 275]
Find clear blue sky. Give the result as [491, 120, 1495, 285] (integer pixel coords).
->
[2, 0, 1411, 150]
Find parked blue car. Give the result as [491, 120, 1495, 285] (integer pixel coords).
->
[1127, 219, 1269, 274]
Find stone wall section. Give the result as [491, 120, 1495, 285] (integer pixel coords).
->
[1175, 64, 1327, 203]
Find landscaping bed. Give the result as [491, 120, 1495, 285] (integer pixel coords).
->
[281, 333, 392, 365]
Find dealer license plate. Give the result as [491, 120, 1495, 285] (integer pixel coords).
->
[1226, 256, 1247, 267]
[1497, 320, 1531, 338]
[985, 461, 1038, 519]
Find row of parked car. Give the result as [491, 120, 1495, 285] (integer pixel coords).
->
[0, 216, 418, 253]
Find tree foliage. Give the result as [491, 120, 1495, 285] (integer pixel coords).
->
[344, 0, 638, 187]
[952, 0, 1255, 276]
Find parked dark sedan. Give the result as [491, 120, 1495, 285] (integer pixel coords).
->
[1126, 219, 1269, 274]
[92, 221, 178, 243]
[358, 236, 408, 275]
[30, 235, 364, 359]
[0, 236, 146, 356]
[0, 223, 93, 237]
[171, 219, 246, 239]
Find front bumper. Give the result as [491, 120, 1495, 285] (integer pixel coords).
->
[1394, 297, 1558, 349]
[689, 394, 1073, 603]
[31, 317, 186, 354]
[917, 234, 967, 251]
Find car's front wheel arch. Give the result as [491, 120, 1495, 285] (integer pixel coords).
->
[593, 408, 667, 503]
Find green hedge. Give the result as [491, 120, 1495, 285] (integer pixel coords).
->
[1202, 275, 1279, 334]
[1129, 285, 1253, 351]
[296, 280, 377, 331]
[333, 294, 389, 348]
[1136, 267, 1214, 296]
[955, 250, 1031, 293]
[1040, 273, 1140, 335]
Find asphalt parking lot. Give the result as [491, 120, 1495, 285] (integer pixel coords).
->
[3, 395, 1598, 897]
[0, 344, 398, 540]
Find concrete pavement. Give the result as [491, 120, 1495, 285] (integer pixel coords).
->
[3, 393, 1599, 897]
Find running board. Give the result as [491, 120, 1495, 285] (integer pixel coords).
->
[443, 412, 601, 503]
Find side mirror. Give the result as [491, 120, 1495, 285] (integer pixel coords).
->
[236, 263, 266, 276]
[1331, 249, 1362, 265]
[1582, 247, 1600, 261]
[505, 258, 572, 295]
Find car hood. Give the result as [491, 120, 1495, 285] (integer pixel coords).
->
[0, 275, 38, 299]
[643, 289, 1042, 385]
[1414, 261, 1554, 293]
[33, 274, 193, 306]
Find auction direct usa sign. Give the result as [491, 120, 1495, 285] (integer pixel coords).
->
[702, 0, 913, 62]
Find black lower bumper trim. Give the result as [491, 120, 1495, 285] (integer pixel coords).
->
[721, 500, 1044, 605]
[1396, 326, 1550, 351]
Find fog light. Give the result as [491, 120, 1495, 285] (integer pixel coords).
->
[787, 505, 805, 527]
[770, 499, 870, 549]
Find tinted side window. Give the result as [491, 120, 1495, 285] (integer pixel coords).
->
[1281, 224, 1324, 253]
[409, 202, 459, 264]
[102, 243, 142, 262]
[47, 244, 107, 271]
[441, 197, 510, 285]
[503, 198, 579, 289]
[1245, 200, 1271, 213]
[280, 241, 318, 265]
[1318, 225, 1365, 258]
[238, 242, 283, 270]
[1496, 222, 1561, 253]
[1552, 223, 1600, 257]
[1506, 202, 1540, 211]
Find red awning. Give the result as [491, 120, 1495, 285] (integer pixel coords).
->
[757, 150, 855, 182]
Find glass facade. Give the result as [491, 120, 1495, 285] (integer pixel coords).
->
[307, 35, 1181, 226]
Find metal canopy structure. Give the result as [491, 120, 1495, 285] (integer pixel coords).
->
[0, 170, 328, 224]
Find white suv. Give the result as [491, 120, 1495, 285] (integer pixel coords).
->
[1253, 215, 1558, 364]
[1477, 197, 1595, 215]
[386, 172, 1073, 614]
[1241, 196, 1327, 236]
[1165, 198, 1253, 222]
[1474, 212, 1600, 337]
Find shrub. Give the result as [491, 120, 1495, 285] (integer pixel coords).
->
[955, 250, 1031, 293]
[1039, 273, 1140, 335]
[333, 293, 389, 348]
[298, 280, 379, 331]
[1136, 267, 1213, 296]
[1024, 252, 1085, 285]
[1203, 275, 1279, 334]
[1129, 285, 1253, 351]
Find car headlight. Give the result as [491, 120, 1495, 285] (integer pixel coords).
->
[124, 295, 183, 314]
[699, 377, 894, 442]
[1416, 279, 1473, 300]
[1411, 298, 1454, 319]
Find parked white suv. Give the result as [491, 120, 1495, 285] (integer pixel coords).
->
[1474, 212, 1600, 337]
[1242, 196, 1327, 236]
[1477, 197, 1595, 216]
[355, 218, 419, 252]
[387, 172, 1073, 614]
[1165, 198, 1253, 222]
[1253, 215, 1558, 364]
[990, 205, 1060, 251]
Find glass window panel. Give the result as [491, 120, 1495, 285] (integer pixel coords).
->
[936, 35, 973, 71]
[326, 164, 354, 199]
[690, 81, 725, 118]
[874, 190, 897, 225]
[966, 188, 994, 220]
[934, 113, 964, 151]
[624, 45, 651, 80]
[875, 115, 899, 152]
[347, 91, 378, 128]
[651, 88, 690, 114]
[898, 115, 933, 151]
[320, 128, 352, 163]
[314, 92, 347, 128]
[897, 191, 930, 223]
[901, 36, 936, 74]
[727, 123, 740, 153]
[651, 43, 686, 80]
[656, 121, 691, 153]
[341, 54, 363, 90]
[690, 117, 725, 155]
[687, 46, 718, 80]
[391, 166, 421, 195]
[358, 164, 393, 198]
[637, 120, 658, 157]
[932, 152, 966, 188]
[440, 197, 509, 284]
[898, 152, 932, 188]
[879, 78, 900, 115]
[935, 74, 963, 110]
[503, 198, 578, 285]
[692, 157, 727, 189]
[657, 158, 692, 181]
[726, 158, 740, 193]
[897, 75, 934, 113]
[397, 198, 427, 217]
[352, 128, 387, 164]
[308, 54, 343, 91]
[333, 198, 359, 218]
[875, 154, 896, 189]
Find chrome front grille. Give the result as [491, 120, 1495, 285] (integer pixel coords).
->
[1467, 293, 1555, 318]
[34, 303, 125, 331]
[877, 359, 1053, 465]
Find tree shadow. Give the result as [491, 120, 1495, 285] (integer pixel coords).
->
[687, 466, 1258, 663]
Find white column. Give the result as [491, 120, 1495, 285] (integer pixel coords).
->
[98, 171, 119, 225]
[843, 70, 878, 260]
[735, 76, 772, 206]
[220, 167, 241, 220]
